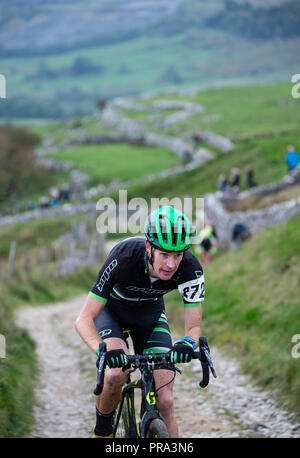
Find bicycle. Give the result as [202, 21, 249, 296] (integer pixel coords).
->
[94, 336, 217, 438]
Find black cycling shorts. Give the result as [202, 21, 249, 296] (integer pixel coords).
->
[94, 296, 173, 359]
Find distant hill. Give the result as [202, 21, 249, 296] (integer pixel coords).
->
[0, 0, 182, 53]
[0, 0, 293, 54]
[0, 0, 299, 120]
[206, 0, 300, 39]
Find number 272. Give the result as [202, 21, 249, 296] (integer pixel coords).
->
[183, 282, 204, 299]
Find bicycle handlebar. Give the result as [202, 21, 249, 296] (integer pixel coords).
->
[94, 336, 217, 395]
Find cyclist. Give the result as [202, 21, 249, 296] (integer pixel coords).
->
[74, 206, 205, 438]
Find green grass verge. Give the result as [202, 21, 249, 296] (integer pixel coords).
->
[0, 300, 37, 438]
[0, 265, 98, 438]
[165, 214, 300, 421]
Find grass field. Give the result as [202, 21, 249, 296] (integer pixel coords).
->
[165, 213, 300, 420]
[29, 117, 115, 144]
[49, 142, 181, 185]
[139, 83, 299, 139]
[124, 132, 300, 205]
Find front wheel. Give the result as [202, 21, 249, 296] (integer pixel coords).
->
[121, 394, 138, 438]
[146, 418, 170, 438]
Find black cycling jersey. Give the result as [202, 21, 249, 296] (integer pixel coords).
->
[89, 236, 205, 308]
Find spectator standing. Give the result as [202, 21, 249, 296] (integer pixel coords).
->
[245, 166, 256, 188]
[218, 174, 228, 194]
[229, 168, 240, 194]
[285, 145, 299, 172]
[192, 133, 204, 150]
[197, 222, 218, 266]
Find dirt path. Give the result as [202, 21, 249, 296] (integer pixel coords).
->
[16, 295, 300, 438]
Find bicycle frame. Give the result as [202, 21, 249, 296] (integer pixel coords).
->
[114, 364, 166, 438]
[94, 336, 217, 438]
[139, 364, 167, 437]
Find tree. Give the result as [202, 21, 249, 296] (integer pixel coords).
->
[0, 126, 53, 203]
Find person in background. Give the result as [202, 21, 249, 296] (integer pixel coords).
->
[197, 222, 218, 266]
[245, 166, 256, 188]
[229, 168, 240, 194]
[50, 188, 60, 207]
[218, 174, 228, 194]
[232, 223, 251, 246]
[192, 133, 204, 150]
[285, 145, 299, 173]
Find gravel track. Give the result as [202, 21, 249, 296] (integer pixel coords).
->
[16, 295, 300, 438]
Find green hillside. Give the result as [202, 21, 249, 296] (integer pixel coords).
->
[165, 213, 300, 419]
[121, 82, 299, 202]
[0, 1, 299, 119]
[1, 80, 300, 436]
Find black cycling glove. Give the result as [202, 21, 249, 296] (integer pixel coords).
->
[171, 341, 194, 363]
[105, 349, 128, 368]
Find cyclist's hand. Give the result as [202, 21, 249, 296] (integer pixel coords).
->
[105, 349, 128, 368]
[171, 341, 194, 363]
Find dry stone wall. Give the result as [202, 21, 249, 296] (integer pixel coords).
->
[205, 168, 300, 249]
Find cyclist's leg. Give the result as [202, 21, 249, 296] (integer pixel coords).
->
[153, 369, 178, 438]
[133, 308, 178, 437]
[93, 307, 129, 436]
[96, 337, 128, 414]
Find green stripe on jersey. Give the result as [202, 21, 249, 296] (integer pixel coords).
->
[88, 291, 107, 303]
[184, 302, 201, 308]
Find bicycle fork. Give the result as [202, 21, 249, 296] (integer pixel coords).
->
[124, 381, 139, 437]
[138, 369, 165, 438]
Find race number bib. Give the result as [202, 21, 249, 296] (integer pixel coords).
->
[178, 275, 205, 303]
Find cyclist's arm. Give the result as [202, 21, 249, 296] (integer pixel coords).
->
[183, 305, 202, 348]
[74, 294, 107, 354]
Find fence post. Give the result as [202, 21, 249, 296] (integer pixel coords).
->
[8, 240, 17, 277]
[71, 220, 80, 243]
[40, 245, 48, 276]
[0, 334, 5, 359]
[53, 242, 61, 277]
[78, 222, 87, 243]
[88, 238, 97, 262]
[23, 244, 31, 273]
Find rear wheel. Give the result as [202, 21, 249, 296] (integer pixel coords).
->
[146, 418, 170, 438]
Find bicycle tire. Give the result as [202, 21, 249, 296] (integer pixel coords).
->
[146, 418, 170, 438]
[121, 394, 138, 438]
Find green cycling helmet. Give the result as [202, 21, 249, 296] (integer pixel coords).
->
[144, 206, 193, 252]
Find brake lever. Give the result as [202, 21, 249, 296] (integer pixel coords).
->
[94, 342, 107, 395]
[202, 346, 217, 379]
